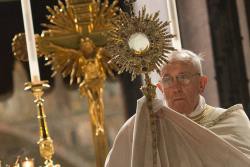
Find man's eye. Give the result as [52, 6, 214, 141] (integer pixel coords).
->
[163, 77, 172, 82]
[178, 75, 187, 80]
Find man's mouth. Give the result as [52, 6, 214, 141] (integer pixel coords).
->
[173, 97, 185, 101]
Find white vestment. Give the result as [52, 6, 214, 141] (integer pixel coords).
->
[105, 96, 250, 167]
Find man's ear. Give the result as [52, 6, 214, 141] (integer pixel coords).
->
[156, 83, 163, 92]
[199, 76, 208, 93]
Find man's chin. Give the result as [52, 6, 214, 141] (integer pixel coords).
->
[171, 102, 189, 114]
[172, 99, 186, 107]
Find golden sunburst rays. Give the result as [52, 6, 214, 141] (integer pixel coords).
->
[107, 6, 176, 80]
[12, 33, 29, 61]
[12, 0, 119, 87]
[91, 0, 119, 32]
[34, 0, 119, 86]
[12, 33, 42, 62]
[42, 0, 77, 36]
[41, 0, 119, 45]
[37, 37, 108, 87]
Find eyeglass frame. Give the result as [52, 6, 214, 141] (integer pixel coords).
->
[160, 72, 201, 88]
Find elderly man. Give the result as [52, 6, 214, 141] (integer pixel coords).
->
[105, 50, 250, 167]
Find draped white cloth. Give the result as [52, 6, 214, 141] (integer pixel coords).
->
[105, 97, 250, 167]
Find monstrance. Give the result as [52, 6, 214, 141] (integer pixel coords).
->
[107, 5, 176, 167]
[12, 0, 119, 166]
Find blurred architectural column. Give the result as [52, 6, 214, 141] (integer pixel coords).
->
[206, 0, 249, 113]
[176, 0, 219, 106]
[236, 0, 250, 103]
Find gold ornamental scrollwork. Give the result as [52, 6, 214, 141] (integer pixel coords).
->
[107, 6, 176, 80]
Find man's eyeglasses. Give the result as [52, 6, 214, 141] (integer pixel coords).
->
[161, 73, 201, 88]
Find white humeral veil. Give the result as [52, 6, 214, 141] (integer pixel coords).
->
[105, 97, 250, 167]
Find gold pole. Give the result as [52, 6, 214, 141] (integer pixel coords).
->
[82, 87, 108, 167]
[24, 81, 59, 167]
[141, 73, 158, 167]
[90, 116, 108, 167]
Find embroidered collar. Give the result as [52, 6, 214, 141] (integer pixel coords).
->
[188, 95, 206, 118]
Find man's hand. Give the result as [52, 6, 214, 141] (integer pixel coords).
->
[137, 96, 167, 118]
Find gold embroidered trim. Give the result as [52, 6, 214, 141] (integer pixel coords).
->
[202, 108, 236, 128]
[190, 104, 239, 128]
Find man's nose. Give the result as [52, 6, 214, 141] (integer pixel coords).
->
[171, 79, 182, 91]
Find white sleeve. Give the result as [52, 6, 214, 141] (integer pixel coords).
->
[105, 116, 135, 167]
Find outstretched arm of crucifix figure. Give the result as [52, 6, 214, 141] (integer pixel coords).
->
[37, 38, 91, 84]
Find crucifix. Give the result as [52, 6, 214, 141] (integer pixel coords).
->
[13, 0, 120, 167]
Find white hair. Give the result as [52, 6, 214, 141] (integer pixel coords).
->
[164, 49, 204, 75]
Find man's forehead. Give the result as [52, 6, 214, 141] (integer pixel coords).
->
[160, 61, 195, 75]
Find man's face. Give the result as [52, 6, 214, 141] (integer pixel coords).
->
[160, 61, 207, 115]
